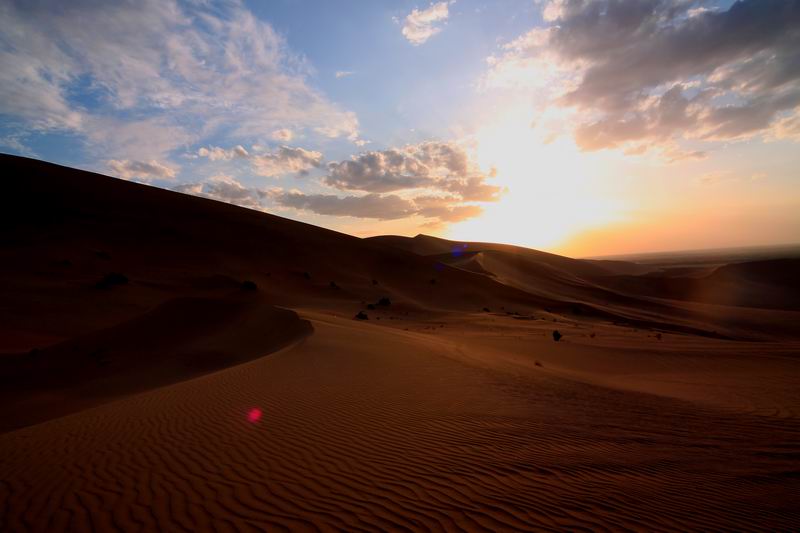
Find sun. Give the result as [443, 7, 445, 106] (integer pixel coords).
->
[448, 102, 627, 252]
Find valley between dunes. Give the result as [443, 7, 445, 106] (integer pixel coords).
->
[1, 155, 799, 531]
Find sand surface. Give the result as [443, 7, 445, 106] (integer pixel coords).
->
[1, 155, 799, 531]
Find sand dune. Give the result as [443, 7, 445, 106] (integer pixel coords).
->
[596, 258, 800, 311]
[0, 295, 312, 432]
[373, 234, 800, 341]
[1, 155, 799, 531]
[2, 313, 799, 531]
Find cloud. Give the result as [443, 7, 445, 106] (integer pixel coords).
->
[324, 141, 500, 201]
[108, 159, 178, 182]
[772, 109, 800, 140]
[197, 145, 250, 161]
[174, 175, 264, 209]
[401, 2, 452, 45]
[0, 134, 36, 157]
[84, 116, 196, 161]
[412, 195, 483, 222]
[271, 129, 294, 141]
[271, 140, 498, 225]
[195, 144, 323, 177]
[271, 191, 416, 220]
[0, 0, 359, 162]
[489, 0, 800, 155]
[335, 71, 354, 79]
[271, 190, 486, 223]
[252, 146, 324, 177]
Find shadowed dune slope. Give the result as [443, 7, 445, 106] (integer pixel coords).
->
[0, 295, 312, 432]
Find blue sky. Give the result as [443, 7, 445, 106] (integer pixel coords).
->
[1, 0, 798, 255]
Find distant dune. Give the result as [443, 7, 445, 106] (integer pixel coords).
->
[1, 155, 799, 531]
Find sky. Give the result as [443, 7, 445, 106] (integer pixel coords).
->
[1, 0, 798, 257]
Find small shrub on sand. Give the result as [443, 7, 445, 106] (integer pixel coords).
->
[241, 280, 258, 291]
[355, 311, 368, 320]
[377, 297, 391, 306]
[483, 307, 491, 312]
[329, 281, 340, 290]
[367, 304, 376, 310]
[552, 330, 563, 342]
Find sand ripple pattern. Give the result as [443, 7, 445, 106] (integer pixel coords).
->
[1, 318, 799, 532]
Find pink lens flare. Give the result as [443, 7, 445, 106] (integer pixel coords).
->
[247, 407, 262, 423]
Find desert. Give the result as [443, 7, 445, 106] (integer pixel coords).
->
[1, 155, 799, 531]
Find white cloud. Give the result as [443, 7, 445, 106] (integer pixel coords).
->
[252, 146, 324, 177]
[0, 0, 359, 162]
[196, 144, 323, 177]
[401, 2, 452, 45]
[0, 134, 36, 157]
[271, 129, 294, 142]
[335, 71, 354, 79]
[108, 159, 178, 181]
[197, 145, 250, 161]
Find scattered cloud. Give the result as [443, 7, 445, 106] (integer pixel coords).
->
[174, 175, 265, 210]
[324, 141, 500, 200]
[271, 141, 500, 225]
[335, 71, 354, 79]
[488, 0, 800, 156]
[195, 144, 323, 177]
[771, 109, 800, 140]
[0, 134, 36, 157]
[271, 129, 294, 142]
[108, 159, 178, 182]
[271, 191, 415, 220]
[271, 189, 488, 223]
[252, 146, 324, 177]
[85, 116, 194, 161]
[0, 0, 359, 162]
[401, 2, 452, 45]
[197, 145, 250, 161]
[696, 169, 767, 186]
